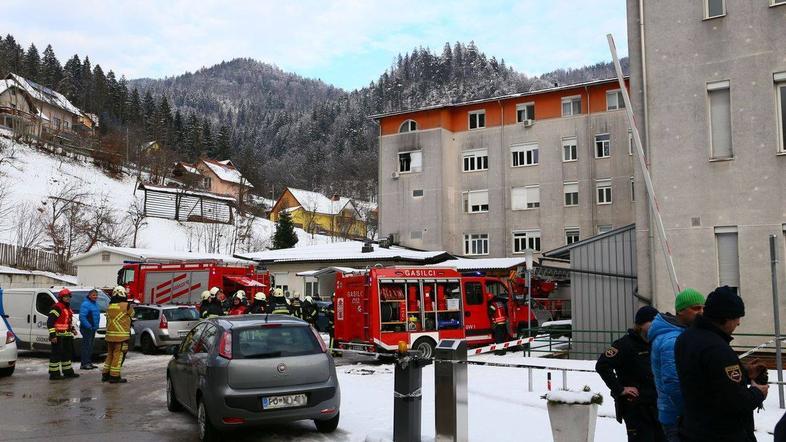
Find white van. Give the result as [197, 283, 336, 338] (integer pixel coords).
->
[1, 287, 110, 356]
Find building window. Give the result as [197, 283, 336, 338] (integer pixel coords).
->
[561, 96, 582, 116]
[412, 189, 424, 198]
[398, 150, 422, 173]
[562, 136, 578, 162]
[597, 225, 613, 234]
[565, 228, 580, 245]
[606, 90, 626, 111]
[630, 177, 636, 202]
[628, 130, 634, 155]
[564, 182, 579, 207]
[705, 0, 726, 18]
[772, 0, 786, 5]
[399, 120, 417, 133]
[463, 149, 489, 172]
[469, 110, 486, 130]
[101, 252, 110, 262]
[516, 102, 535, 122]
[513, 230, 541, 253]
[463, 190, 489, 213]
[708, 81, 732, 159]
[511, 185, 540, 210]
[305, 278, 318, 297]
[410, 230, 423, 240]
[596, 179, 612, 205]
[715, 227, 739, 289]
[776, 72, 786, 153]
[464, 233, 489, 256]
[511, 143, 539, 167]
[595, 134, 611, 158]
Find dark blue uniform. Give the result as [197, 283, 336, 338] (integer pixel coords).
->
[674, 315, 764, 442]
[596, 329, 665, 442]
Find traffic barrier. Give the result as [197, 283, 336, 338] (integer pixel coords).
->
[466, 336, 535, 356]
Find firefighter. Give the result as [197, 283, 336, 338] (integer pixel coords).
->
[198, 290, 211, 314]
[487, 293, 508, 355]
[291, 291, 304, 318]
[47, 288, 79, 380]
[267, 288, 291, 315]
[596, 306, 665, 442]
[103, 286, 134, 384]
[326, 302, 338, 354]
[228, 291, 248, 315]
[675, 286, 768, 442]
[249, 292, 267, 314]
[201, 290, 224, 319]
[302, 295, 318, 327]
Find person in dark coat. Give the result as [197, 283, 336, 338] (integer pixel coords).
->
[301, 296, 318, 327]
[674, 286, 768, 442]
[248, 292, 267, 314]
[201, 291, 224, 319]
[596, 305, 666, 442]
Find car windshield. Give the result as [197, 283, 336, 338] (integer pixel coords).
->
[69, 290, 111, 313]
[164, 307, 199, 321]
[235, 325, 321, 359]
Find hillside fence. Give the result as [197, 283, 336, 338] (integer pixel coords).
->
[0, 243, 76, 275]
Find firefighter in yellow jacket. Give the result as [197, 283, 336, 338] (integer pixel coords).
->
[102, 286, 134, 384]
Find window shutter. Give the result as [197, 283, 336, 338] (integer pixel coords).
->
[527, 186, 540, 204]
[468, 191, 488, 208]
[709, 88, 732, 158]
[410, 151, 423, 172]
[511, 187, 527, 210]
[716, 231, 740, 287]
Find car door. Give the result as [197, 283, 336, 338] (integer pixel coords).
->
[462, 279, 492, 342]
[132, 307, 154, 346]
[191, 324, 218, 394]
[173, 322, 206, 412]
[32, 292, 56, 350]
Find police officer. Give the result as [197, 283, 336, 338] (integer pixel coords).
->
[47, 288, 79, 380]
[302, 295, 318, 327]
[267, 288, 291, 315]
[675, 286, 768, 442]
[248, 292, 267, 314]
[596, 306, 665, 442]
[487, 293, 508, 355]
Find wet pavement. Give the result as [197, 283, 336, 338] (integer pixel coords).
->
[0, 351, 369, 441]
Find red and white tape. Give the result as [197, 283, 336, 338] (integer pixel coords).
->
[468, 336, 535, 356]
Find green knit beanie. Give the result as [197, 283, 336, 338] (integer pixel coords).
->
[675, 288, 705, 312]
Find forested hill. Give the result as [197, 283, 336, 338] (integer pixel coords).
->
[130, 42, 628, 199]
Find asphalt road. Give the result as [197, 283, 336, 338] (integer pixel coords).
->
[0, 350, 370, 442]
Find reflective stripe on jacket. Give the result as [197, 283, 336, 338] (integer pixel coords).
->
[47, 302, 73, 337]
[106, 302, 133, 342]
[489, 301, 507, 325]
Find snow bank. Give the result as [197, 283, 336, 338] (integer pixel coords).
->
[543, 390, 603, 405]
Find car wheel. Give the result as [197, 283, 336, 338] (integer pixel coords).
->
[141, 334, 156, 355]
[0, 366, 15, 377]
[314, 411, 340, 433]
[412, 338, 436, 360]
[166, 375, 182, 412]
[198, 398, 219, 442]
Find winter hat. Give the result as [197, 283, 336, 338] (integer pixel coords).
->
[675, 288, 705, 312]
[635, 306, 659, 325]
[703, 286, 745, 320]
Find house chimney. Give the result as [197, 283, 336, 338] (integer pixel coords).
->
[361, 240, 374, 253]
[331, 194, 340, 201]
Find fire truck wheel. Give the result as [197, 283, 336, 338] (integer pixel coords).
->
[141, 333, 156, 355]
[412, 338, 436, 359]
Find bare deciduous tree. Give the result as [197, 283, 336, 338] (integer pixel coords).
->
[13, 203, 45, 249]
[124, 197, 148, 248]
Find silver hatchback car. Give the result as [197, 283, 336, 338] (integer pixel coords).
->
[133, 305, 200, 354]
[166, 315, 340, 441]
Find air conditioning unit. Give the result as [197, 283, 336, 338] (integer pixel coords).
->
[523, 119, 534, 127]
[391, 171, 400, 179]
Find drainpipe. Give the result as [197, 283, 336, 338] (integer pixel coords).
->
[639, 0, 657, 304]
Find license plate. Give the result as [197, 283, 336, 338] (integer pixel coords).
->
[177, 330, 188, 337]
[262, 394, 307, 410]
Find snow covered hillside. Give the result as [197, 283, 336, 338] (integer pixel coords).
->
[0, 134, 332, 256]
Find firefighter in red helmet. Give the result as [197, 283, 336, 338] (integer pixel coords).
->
[47, 288, 79, 380]
[487, 292, 509, 355]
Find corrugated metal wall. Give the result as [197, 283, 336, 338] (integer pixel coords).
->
[570, 226, 638, 359]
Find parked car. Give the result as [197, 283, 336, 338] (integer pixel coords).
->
[0, 313, 18, 377]
[166, 315, 340, 441]
[132, 305, 200, 354]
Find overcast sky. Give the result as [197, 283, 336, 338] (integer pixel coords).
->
[0, 0, 629, 91]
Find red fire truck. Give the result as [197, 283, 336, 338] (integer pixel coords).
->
[116, 261, 271, 305]
[333, 267, 538, 358]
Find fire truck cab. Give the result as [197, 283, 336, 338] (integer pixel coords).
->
[117, 261, 270, 305]
[333, 267, 537, 358]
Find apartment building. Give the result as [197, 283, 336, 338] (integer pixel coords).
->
[375, 78, 634, 258]
[626, 0, 786, 331]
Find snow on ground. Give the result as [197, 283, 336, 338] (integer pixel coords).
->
[0, 137, 333, 254]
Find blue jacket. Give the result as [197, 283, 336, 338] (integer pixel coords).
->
[647, 313, 686, 425]
[79, 298, 100, 331]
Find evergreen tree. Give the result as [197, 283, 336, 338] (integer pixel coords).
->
[61, 55, 82, 102]
[40, 44, 62, 88]
[23, 43, 40, 80]
[215, 124, 232, 159]
[92, 64, 107, 111]
[272, 211, 298, 249]
[80, 56, 93, 110]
